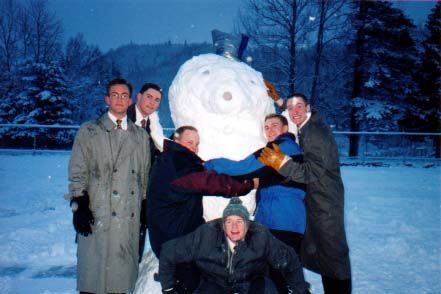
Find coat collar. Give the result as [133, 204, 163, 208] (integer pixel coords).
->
[97, 113, 139, 166]
[98, 113, 117, 132]
[98, 113, 137, 132]
[269, 132, 297, 146]
[163, 139, 204, 175]
[163, 140, 203, 162]
[298, 112, 312, 132]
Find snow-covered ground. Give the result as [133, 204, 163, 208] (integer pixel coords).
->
[0, 151, 439, 293]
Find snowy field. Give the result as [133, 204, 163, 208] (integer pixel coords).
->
[0, 151, 439, 294]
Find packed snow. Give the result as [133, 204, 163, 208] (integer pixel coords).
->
[0, 151, 439, 293]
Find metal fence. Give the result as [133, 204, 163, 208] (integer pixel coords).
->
[333, 131, 440, 159]
[0, 124, 439, 159]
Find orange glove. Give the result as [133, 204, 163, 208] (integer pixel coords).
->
[258, 143, 286, 170]
[264, 80, 280, 102]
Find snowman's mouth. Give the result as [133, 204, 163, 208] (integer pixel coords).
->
[223, 91, 233, 101]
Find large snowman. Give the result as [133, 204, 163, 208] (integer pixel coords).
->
[134, 30, 275, 293]
[170, 30, 274, 220]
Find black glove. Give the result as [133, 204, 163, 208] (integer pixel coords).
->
[138, 198, 148, 262]
[70, 192, 94, 236]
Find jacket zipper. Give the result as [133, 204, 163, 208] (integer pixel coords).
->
[227, 248, 235, 276]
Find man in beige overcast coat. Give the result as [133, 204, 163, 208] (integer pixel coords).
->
[67, 78, 150, 294]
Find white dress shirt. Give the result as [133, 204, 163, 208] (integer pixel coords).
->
[107, 112, 128, 130]
[134, 105, 166, 152]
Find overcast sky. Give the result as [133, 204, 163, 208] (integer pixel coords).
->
[49, 0, 437, 52]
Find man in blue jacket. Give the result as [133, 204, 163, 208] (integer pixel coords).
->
[205, 113, 305, 294]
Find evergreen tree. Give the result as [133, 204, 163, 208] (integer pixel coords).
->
[352, 1, 418, 130]
[0, 70, 19, 123]
[63, 34, 116, 123]
[12, 60, 74, 146]
[400, 2, 440, 157]
[349, 1, 419, 155]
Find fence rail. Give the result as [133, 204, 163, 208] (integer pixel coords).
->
[0, 124, 439, 159]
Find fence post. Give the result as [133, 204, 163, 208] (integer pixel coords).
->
[359, 134, 366, 162]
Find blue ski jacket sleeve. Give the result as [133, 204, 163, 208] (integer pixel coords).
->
[205, 133, 301, 176]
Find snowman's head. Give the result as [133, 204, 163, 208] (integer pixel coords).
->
[169, 54, 270, 127]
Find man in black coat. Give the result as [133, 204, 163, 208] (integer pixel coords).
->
[148, 126, 257, 293]
[127, 82, 166, 262]
[159, 197, 308, 294]
[259, 93, 352, 294]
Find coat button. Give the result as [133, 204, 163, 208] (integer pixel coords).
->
[132, 170, 135, 173]
[131, 191, 135, 195]
[113, 190, 118, 195]
[113, 169, 117, 173]
[131, 212, 134, 218]
[112, 211, 116, 217]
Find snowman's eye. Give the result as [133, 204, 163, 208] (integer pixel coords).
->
[202, 69, 210, 75]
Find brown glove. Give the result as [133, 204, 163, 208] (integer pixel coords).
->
[264, 80, 280, 102]
[258, 143, 286, 170]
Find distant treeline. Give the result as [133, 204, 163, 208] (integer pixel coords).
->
[0, 0, 439, 156]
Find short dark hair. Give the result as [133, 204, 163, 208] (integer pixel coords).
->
[287, 93, 308, 104]
[139, 82, 162, 94]
[172, 126, 198, 140]
[265, 113, 288, 126]
[107, 78, 132, 97]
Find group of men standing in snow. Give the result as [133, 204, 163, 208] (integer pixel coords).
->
[67, 78, 351, 294]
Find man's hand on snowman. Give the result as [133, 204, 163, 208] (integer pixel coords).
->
[258, 143, 287, 171]
[264, 80, 283, 106]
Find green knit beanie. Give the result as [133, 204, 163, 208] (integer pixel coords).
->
[222, 197, 250, 222]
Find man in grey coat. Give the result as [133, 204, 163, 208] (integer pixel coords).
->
[259, 93, 351, 294]
[67, 78, 151, 294]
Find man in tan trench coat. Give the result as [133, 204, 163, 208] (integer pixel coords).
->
[67, 78, 151, 294]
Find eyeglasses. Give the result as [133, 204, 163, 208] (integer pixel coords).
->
[109, 92, 130, 100]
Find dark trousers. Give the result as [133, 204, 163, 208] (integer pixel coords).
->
[322, 275, 352, 294]
[269, 229, 304, 294]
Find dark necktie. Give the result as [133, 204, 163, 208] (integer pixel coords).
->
[116, 119, 122, 129]
[145, 118, 155, 157]
[141, 119, 147, 129]
[145, 118, 151, 135]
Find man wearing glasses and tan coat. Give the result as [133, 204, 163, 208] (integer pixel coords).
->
[67, 78, 151, 294]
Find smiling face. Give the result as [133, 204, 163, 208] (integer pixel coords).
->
[264, 117, 288, 142]
[223, 215, 248, 244]
[136, 88, 162, 117]
[287, 96, 310, 127]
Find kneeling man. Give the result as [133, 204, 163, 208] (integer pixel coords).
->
[159, 197, 308, 294]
